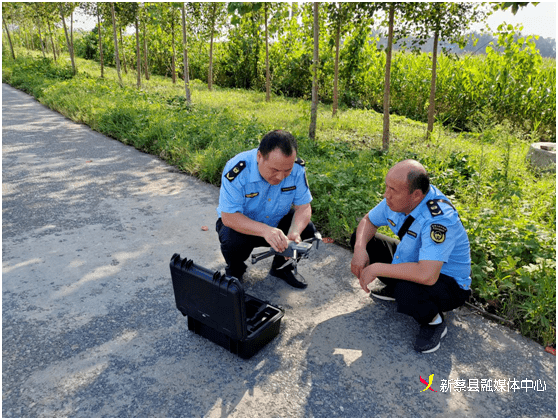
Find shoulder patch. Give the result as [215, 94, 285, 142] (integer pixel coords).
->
[430, 224, 447, 244]
[427, 200, 444, 217]
[295, 157, 305, 167]
[225, 161, 246, 182]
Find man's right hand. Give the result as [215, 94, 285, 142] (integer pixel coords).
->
[265, 227, 289, 253]
[351, 248, 370, 279]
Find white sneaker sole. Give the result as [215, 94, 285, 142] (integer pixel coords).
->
[419, 326, 447, 354]
[369, 292, 395, 301]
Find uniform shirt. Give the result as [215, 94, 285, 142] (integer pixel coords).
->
[216, 148, 312, 227]
[368, 185, 471, 289]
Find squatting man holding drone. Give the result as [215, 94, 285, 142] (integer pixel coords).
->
[215, 129, 317, 289]
[350, 159, 472, 353]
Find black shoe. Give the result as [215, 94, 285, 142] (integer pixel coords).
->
[269, 267, 308, 289]
[414, 316, 447, 353]
[368, 279, 395, 301]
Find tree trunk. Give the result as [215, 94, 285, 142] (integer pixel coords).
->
[111, 3, 122, 85]
[135, 18, 141, 89]
[97, 9, 104, 78]
[143, 20, 149, 80]
[208, 3, 216, 91]
[37, 18, 46, 58]
[70, 11, 74, 57]
[309, 2, 319, 140]
[181, 3, 191, 104]
[59, 5, 76, 75]
[426, 29, 439, 140]
[119, 26, 128, 74]
[332, 20, 340, 117]
[171, 15, 176, 84]
[265, 3, 270, 102]
[2, 16, 16, 59]
[381, 3, 395, 152]
[48, 21, 57, 61]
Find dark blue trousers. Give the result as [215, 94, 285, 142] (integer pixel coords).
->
[216, 209, 317, 280]
[350, 231, 471, 325]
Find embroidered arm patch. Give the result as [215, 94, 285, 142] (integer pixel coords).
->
[430, 224, 447, 244]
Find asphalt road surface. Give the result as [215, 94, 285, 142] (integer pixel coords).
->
[2, 83, 556, 417]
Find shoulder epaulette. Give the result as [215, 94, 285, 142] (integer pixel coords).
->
[225, 161, 246, 182]
[427, 200, 444, 217]
[295, 157, 305, 167]
[427, 198, 456, 217]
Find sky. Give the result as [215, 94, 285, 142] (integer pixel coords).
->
[73, 1, 556, 40]
[478, 1, 556, 39]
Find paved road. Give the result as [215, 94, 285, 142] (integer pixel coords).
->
[2, 83, 555, 417]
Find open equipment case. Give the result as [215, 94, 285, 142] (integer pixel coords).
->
[169, 253, 285, 359]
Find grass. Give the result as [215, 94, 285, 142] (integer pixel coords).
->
[3, 48, 556, 346]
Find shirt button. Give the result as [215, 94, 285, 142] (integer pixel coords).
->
[266, 216, 269, 218]
[268, 199, 271, 201]
[396, 256, 399, 259]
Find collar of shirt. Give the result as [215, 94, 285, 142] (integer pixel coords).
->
[246, 149, 266, 184]
[407, 185, 438, 220]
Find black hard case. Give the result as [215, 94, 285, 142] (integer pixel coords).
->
[169, 254, 284, 359]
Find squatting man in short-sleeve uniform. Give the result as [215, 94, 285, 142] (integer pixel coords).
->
[216, 130, 317, 289]
[350, 159, 472, 353]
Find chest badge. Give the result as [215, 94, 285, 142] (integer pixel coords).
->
[430, 224, 447, 244]
[387, 218, 396, 227]
[245, 192, 259, 198]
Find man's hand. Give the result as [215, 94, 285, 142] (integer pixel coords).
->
[359, 263, 378, 292]
[287, 231, 302, 244]
[264, 227, 289, 252]
[351, 248, 370, 280]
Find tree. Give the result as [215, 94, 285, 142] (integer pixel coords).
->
[382, 3, 395, 151]
[2, 3, 16, 60]
[309, 2, 319, 140]
[325, 2, 349, 117]
[495, 2, 539, 15]
[80, 2, 110, 77]
[59, 2, 77, 75]
[399, 2, 489, 139]
[228, 2, 288, 100]
[204, 2, 227, 91]
[135, 13, 141, 89]
[110, 2, 122, 85]
[325, 2, 377, 116]
[181, 2, 191, 103]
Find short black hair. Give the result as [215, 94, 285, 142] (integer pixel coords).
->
[407, 169, 430, 194]
[258, 130, 297, 158]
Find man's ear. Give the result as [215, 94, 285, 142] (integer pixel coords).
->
[412, 188, 425, 203]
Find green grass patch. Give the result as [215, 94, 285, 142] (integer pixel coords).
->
[3, 50, 555, 346]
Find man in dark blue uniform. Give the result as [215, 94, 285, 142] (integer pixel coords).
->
[216, 130, 316, 289]
[350, 159, 471, 353]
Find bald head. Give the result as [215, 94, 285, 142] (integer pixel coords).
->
[389, 159, 429, 194]
[383, 160, 429, 214]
